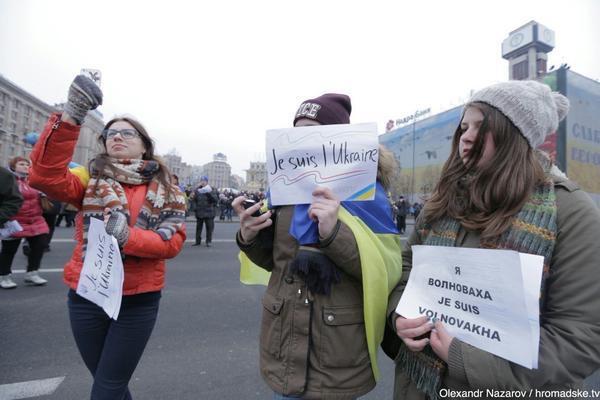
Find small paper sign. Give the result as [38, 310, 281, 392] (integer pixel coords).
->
[77, 218, 124, 319]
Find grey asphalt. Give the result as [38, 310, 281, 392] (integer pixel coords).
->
[1, 219, 598, 399]
[0, 220, 397, 400]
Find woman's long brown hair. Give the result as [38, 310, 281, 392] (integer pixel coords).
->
[423, 102, 546, 239]
[90, 116, 177, 200]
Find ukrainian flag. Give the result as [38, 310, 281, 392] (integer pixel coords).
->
[239, 183, 403, 380]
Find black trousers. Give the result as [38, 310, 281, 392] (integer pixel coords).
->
[68, 290, 161, 400]
[195, 217, 215, 244]
[0, 235, 47, 275]
[43, 213, 58, 248]
[396, 215, 406, 234]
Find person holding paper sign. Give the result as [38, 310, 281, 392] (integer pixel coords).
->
[0, 157, 49, 288]
[28, 75, 187, 400]
[0, 165, 23, 289]
[234, 93, 403, 399]
[385, 80, 600, 399]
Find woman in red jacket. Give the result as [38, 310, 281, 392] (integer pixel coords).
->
[29, 75, 187, 400]
[0, 156, 49, 288]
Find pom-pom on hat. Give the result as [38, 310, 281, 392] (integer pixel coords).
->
[468, 80, 569, 148]
[293, 93, 352, 126]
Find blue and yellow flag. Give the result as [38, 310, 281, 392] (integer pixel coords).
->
[239, 183, 403, 380]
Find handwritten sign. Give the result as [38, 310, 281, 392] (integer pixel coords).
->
[80, 68, 102, 87]
[266, 123, 379, 205]
[396, 245, 543, 369]
[77, 218, 124, 320]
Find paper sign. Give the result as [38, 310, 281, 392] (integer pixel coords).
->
[519, 253, 544, 368]
[77, 218, 124, 319]
[396, 245, 543, 369]
[80, 68, 102, 87]
[0, 220, 22, 240]
[266, 123, 379, 206]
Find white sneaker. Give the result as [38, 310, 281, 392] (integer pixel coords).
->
[24, 271, 48, 286]
[0, 274, 17, 289]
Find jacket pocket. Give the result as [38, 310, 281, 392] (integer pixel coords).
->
[320, 304, 369, 368]
[260, 292, 284, 359]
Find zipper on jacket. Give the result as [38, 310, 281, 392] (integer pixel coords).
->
[41, 118, 62, 159]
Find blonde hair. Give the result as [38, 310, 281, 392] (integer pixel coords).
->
[377, 144, 398, 190]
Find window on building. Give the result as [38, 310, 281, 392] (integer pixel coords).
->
[13, 99, 20, 109]
[9, 146, 15, 156]
[0, 104, 4, 114]
[0, 117, 3, 127]
[11, 111, 17, 120]
[9, 122, 16, 132]
[0, 92, 6, 104]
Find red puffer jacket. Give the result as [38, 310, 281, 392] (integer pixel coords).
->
[11, 176, 49, 238]
[28, 114, 186, 295]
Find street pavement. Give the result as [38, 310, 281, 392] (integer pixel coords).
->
[1, 219, 598, 399]
[0, 219, 399, 400]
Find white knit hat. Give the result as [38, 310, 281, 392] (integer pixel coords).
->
[468, 80, 570, 148]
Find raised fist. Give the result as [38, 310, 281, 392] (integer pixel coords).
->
[64, 75, 103, 125]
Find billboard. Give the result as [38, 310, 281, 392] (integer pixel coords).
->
[380, 106, 462, 202]
[565, 70, 600, 207]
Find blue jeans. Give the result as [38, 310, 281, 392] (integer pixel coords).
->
[68, 289, 161, 400]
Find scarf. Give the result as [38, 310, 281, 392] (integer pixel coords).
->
[81, 158, 187, 259]
[398, 176, 557, 400]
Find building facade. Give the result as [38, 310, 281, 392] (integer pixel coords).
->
[244, 161, 267, 192]
[202, 152, 231, 189]
[380, 21, 600, 207]
[0, 76, 103, 169]
[0, 75, 55, 167]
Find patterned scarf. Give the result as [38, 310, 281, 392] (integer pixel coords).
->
[398, 177, 557, 400]
[81, 158, 187, 259]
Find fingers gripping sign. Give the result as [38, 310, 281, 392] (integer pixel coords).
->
[430, 321, 454, 362]
[308, 186, 340, 239]
[232, 196, 272, 243]
[395, 315, 434, 352]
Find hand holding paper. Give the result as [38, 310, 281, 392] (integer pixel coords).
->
[395, 315, 432, 352]
[308, 187, 340, 239]
[430, 321, 453, 363]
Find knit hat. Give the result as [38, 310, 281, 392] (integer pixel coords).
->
[293, 93, 352, 126]
[468, 80, 570, 148]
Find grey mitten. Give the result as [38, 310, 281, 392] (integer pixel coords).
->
[64, 75, 103, 125]
[105, 210, 130, 247]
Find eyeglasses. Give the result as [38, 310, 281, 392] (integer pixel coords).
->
[102, 128, 140, 141]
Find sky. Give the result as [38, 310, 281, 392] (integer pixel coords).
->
[1, 0, 598, 177]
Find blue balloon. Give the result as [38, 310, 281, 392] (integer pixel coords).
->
[24, 132, 40, 145]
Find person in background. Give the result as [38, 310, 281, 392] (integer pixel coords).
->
[190, 176, 218, 247]
[395, 196, 408, 234]
[29, 75, 187, 399]
[386, 80, 600, 399]
[0, 157, 49, 288]
[0, 166, 23, 289]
